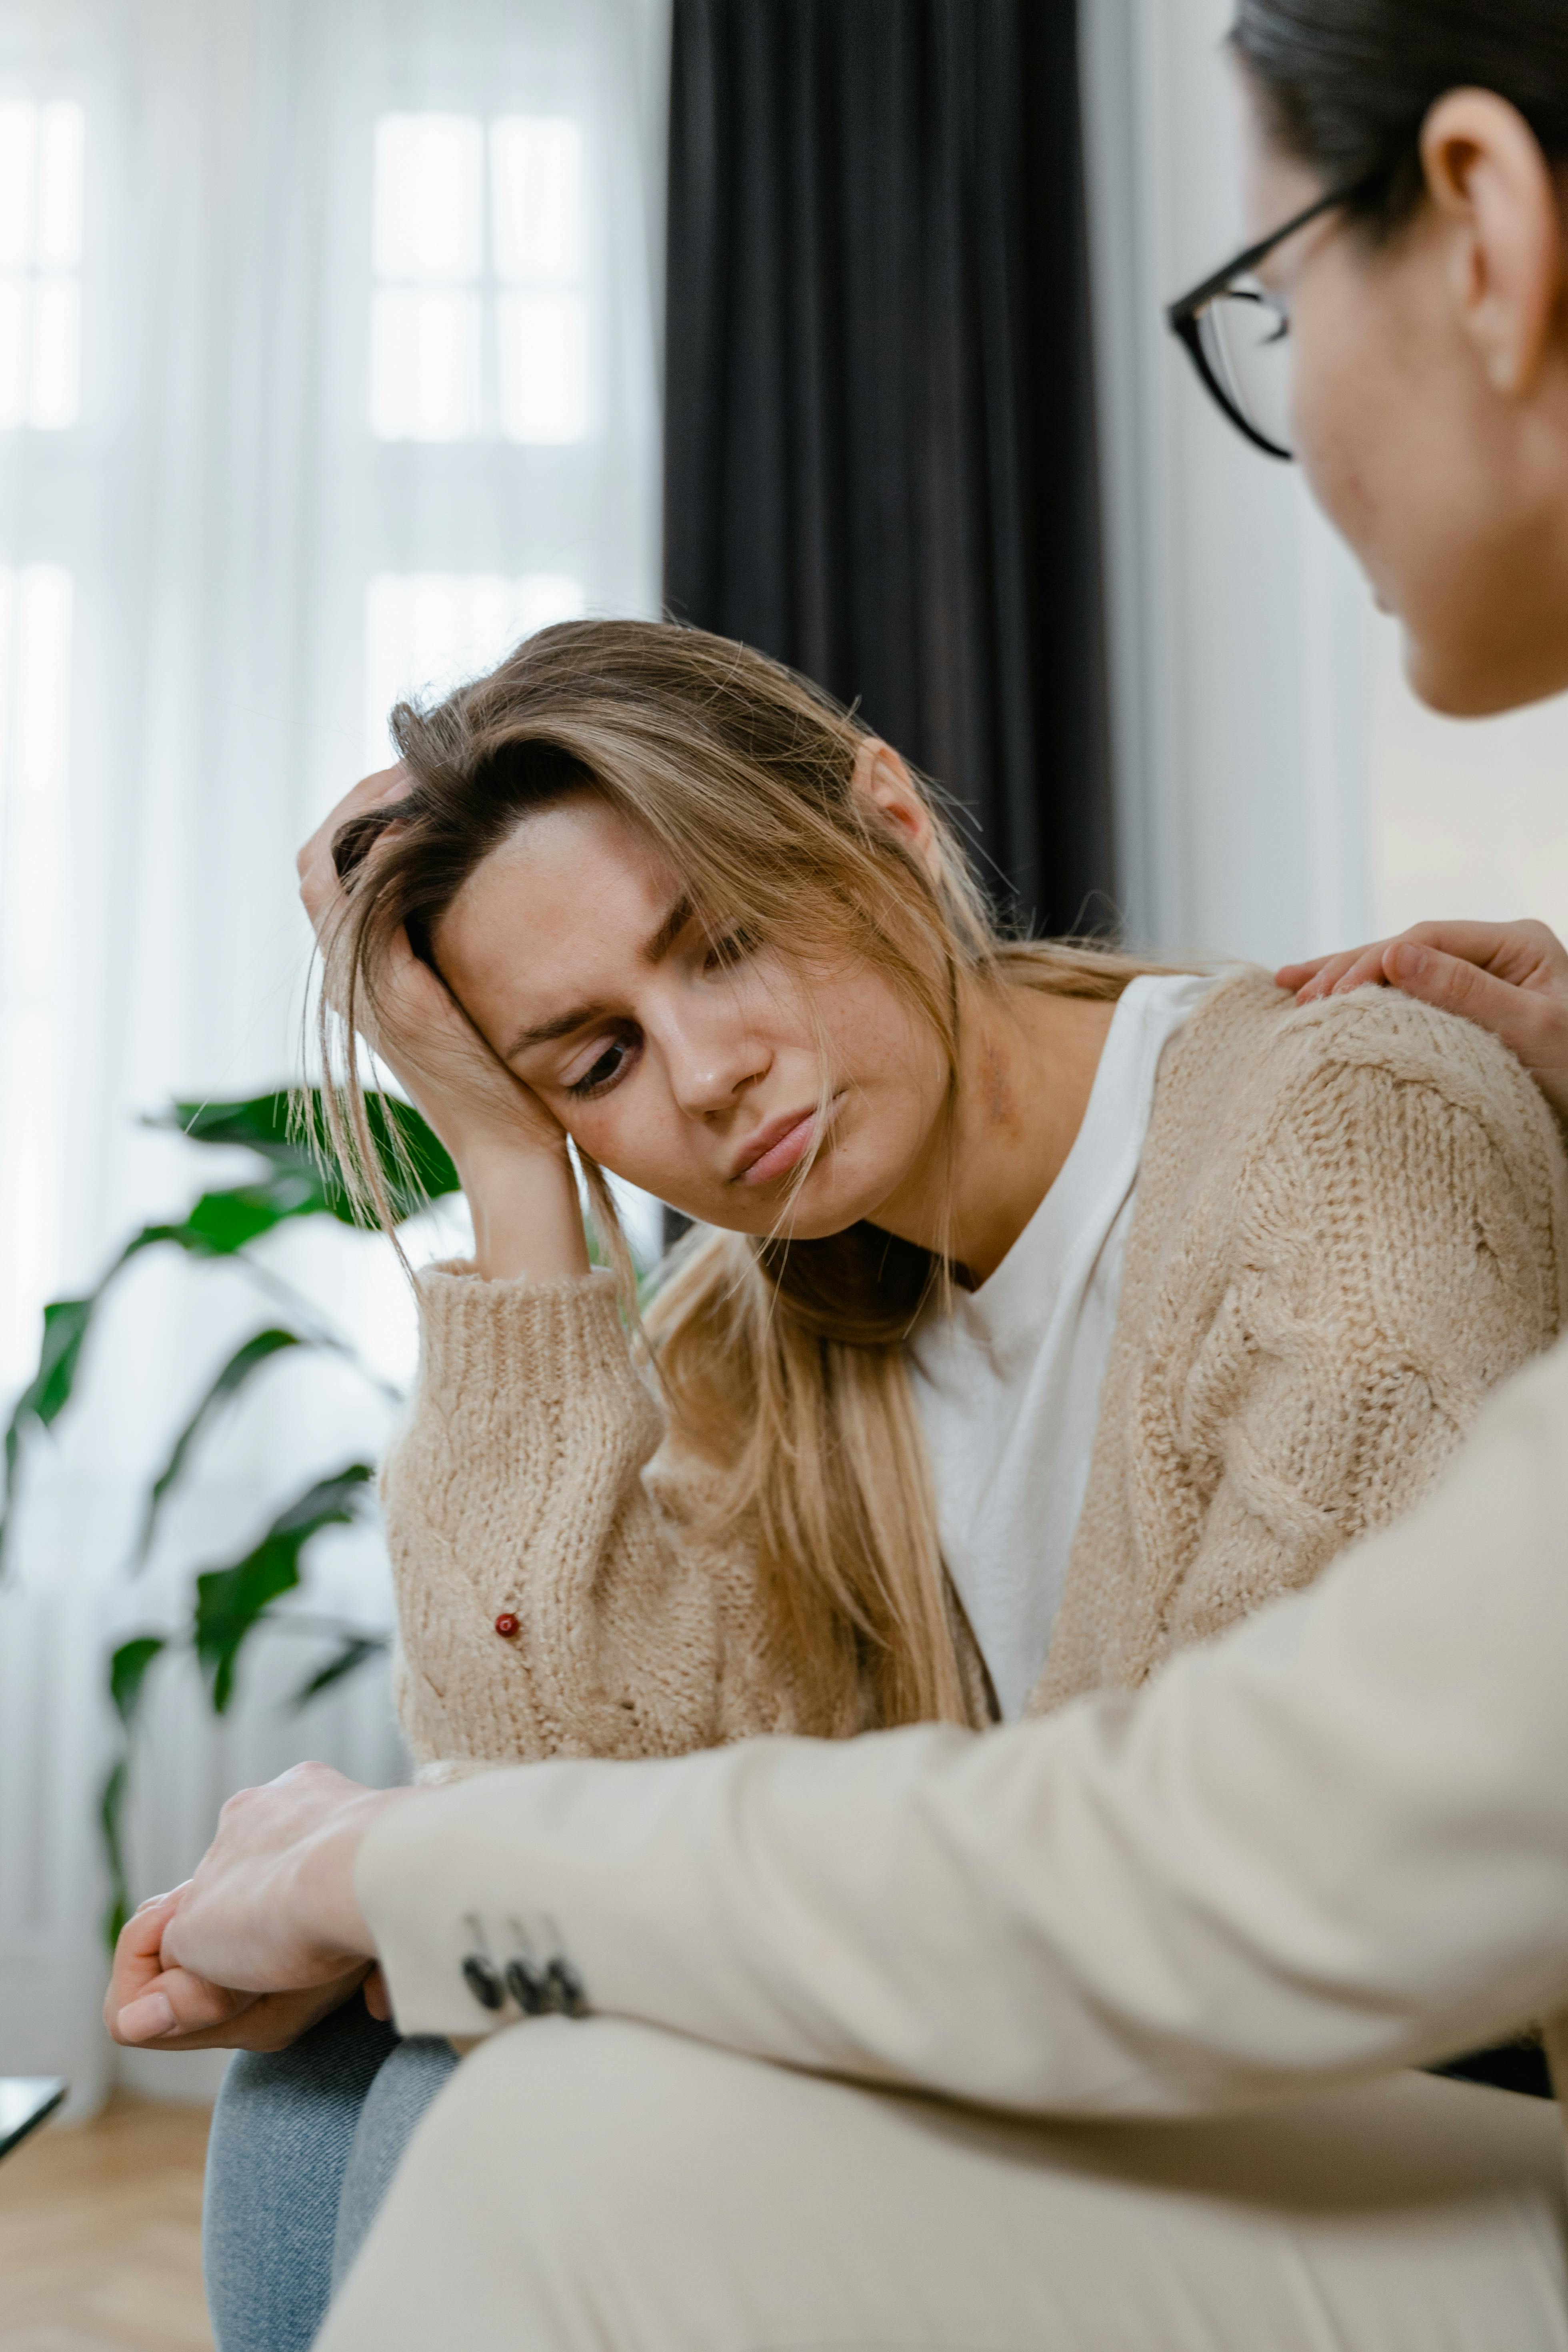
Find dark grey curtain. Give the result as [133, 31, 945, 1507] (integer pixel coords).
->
[664, 0, 1113, 934]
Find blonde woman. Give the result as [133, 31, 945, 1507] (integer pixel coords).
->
[183, 618, 1567, 2350]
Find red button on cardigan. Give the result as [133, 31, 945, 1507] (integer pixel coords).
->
[494, 1613, 520, 1639]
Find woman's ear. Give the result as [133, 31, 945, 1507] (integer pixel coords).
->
[1421, 89, 1566, 398]
[850, 739, 942, 881]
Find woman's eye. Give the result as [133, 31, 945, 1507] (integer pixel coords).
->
[567, 1038, 636, 1098]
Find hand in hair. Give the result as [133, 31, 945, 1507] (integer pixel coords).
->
[300, 770, 590, 1282]
[1277, 919, 1568, 1123]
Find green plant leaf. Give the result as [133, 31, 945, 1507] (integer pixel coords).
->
[128, 1329, 302, 1575]
[4, 1088, 447, 1578]
[0, 1229, 159, 1569]
[267, 1461, 378, 1536]
[109, 1635, 167, 1728]
[288, 1632, 387, 1710]
[194, 1463, 376, 1714]
[100, 1757, 131, 1952]
[148, 1090, 460, 1227]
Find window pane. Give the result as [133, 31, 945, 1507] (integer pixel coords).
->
[498, 292, 587, 443]
[492, 118, 582, 286]
[370, 288, 481, 440]
[373, 114, 482, 284]
[0, 279, 27, 428]
[36, 103, 84, 270]
[0, 105, 38, 270]
[511, 574, 586, 637]
[0, 566, 72, 1395]
[365, 571, 585, 769]
[28, 277, 78, 428]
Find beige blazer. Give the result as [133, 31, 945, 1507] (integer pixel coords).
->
[359, 1332, 1568, 2165]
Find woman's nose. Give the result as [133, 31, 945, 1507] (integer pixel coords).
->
[662, 1007, 770, 1116]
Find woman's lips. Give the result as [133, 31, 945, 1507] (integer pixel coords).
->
[732, 1100, 837, 1186]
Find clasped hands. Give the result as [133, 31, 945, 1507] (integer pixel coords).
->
[104, 1762, 415, 2054]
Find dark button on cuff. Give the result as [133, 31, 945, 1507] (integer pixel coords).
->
[462, 1954, 504, 2011]
[545, 1957, 588, 2018]
[505, 1957, 549, 2015]
[494, 1613, 519, 1639]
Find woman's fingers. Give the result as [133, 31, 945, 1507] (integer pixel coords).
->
[297, 765, 409, 936]
[1380, 939, 1568, 1119]
[1275, 943, 1394, 1000]
[363, 1963, 392, 2022]
[106, 1889, 261, 2047]
[1386, 917, 1568, 990]
[112, 1968, 373, 2054]
[1278, 918, 1568, 1124]
[112, 1964, 259, 2048]
[102, 1887, 186, 2041]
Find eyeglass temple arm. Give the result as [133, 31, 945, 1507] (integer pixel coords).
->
[1165, 176, 1368, 330]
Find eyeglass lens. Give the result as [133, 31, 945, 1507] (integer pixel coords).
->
[1195, 286, 1293, 458]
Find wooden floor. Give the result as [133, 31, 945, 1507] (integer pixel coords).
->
[0, 2097, 212, 2352]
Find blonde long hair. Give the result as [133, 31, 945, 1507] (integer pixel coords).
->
[321, 619, 1147, 1729]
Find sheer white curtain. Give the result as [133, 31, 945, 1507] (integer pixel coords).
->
[0, 0, 668, 2112]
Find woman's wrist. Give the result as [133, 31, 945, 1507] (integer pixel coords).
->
[289, 1786, 417, 1967]
[457, 1136, 592, 1282]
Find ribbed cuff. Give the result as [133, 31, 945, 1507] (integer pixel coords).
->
[413, 1263, 646, 1416]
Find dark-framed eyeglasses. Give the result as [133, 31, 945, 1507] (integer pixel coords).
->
[1166, 174, 1377, 462]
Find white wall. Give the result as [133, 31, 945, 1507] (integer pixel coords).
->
[1080, 0, 1375, 966]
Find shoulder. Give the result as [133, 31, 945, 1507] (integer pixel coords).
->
[1153, 968, 1568, 1310]
[1171, 964, 1563, 1163]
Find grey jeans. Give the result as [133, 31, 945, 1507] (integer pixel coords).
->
[202, 1992, 457, 2352]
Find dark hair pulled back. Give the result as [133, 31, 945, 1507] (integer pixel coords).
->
[1232, 1, 1568, 235]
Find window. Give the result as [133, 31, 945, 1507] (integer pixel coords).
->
[371, 111, 588, 445]
[0, 565, 72, 1392]
[364, 570, 586, 769]
[0, 101, 83, 432]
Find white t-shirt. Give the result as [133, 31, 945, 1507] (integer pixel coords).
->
[906, 971, 1218, 1721]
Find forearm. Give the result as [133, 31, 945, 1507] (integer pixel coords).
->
[386, 1264, 745, 1770]
[457, 1140, 590, 1283]
[359, 1341, 1568, 2116]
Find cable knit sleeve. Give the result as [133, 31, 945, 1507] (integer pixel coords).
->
[381, 1264, 831, 1781]
[1039, 980, 1568, 1710]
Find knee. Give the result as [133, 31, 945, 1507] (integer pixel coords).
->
[359, 2016, 768, 2278]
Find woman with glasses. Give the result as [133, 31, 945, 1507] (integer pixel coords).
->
[106, 3, 1568, 2344]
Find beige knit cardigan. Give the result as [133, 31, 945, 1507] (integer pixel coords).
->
[382, 969, 1568, 1779]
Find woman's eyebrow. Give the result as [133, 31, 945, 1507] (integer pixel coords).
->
[643, 890, 695, 965]
[502, 894, 696, 1060]
[505, 1002, 606, 1058]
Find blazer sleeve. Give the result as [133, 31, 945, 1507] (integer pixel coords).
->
[382, 1265, 818, 1779]
[357, 1337, 1568, 2127]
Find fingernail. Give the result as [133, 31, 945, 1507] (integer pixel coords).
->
[1390, 942, 1429, 978]
[118, 1990, 177, 2043]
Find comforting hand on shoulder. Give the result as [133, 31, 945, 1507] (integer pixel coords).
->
[1278, 919, 1568, 1126]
